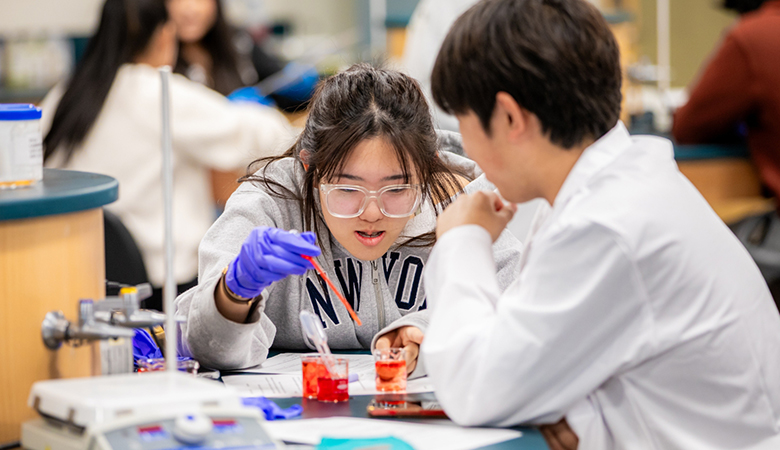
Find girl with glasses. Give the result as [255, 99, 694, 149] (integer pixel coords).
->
[175, 64, 521, 373]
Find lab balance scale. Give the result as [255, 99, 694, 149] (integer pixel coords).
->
[21, 372, 285, 450]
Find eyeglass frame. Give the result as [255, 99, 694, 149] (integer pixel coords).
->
[319, 183, 423, 219]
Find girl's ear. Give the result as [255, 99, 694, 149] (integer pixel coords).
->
[300, 149, 311, 171]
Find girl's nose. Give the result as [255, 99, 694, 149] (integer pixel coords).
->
[359, 197, 383, 222]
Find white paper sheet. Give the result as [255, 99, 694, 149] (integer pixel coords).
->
[242, 353, 376, 376]
[264, 417, 522, 450]
[225, 353, 434, 397]
[222, 372, 434, 398]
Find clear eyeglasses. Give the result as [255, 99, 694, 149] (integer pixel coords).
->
[320, 184, 423, 219]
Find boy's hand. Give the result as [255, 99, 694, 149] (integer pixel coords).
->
[539, 418, 579, 450]
[436, 191, 517, 242]
[375, 326, 424, 374]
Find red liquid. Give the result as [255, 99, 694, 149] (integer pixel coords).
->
[375, 360, 407, 392]
[302, 359, 326, 399]
[317, 376, 349, 402]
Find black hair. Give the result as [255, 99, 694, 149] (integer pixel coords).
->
[431, 0, 622, 148]
[44, 0, 168, 162]
[242, 64, 465, 247]
[723, 0, 767, 14]
[172, 0, 244, 95]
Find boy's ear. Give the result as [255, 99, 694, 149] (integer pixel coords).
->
[299, 149, 311, 171]
[494, 92, 527, 142]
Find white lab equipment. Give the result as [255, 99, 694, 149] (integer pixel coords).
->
[21, 372, 283, 450]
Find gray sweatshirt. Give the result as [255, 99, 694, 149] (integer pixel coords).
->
[175, 131, 522, 373]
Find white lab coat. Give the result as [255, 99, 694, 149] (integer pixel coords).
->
[422, 122, 780, 449]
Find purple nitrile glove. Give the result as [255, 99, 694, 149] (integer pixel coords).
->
[227, 86, 276, 107]
[242, 396, 303, 420]
[225, 227, 320, 299]
[133, 328, 163, 362]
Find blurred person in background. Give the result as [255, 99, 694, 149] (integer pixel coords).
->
[673, 0, 780, 308]
[41, 0, 294, 311]
[167, 0, 317, 111]
[673, 0, 780, 200]
[167, 0, 317, 209]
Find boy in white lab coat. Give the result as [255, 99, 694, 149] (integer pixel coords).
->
[421, 0, 780, 449]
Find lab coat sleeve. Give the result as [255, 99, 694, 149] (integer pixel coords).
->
[422, 222, 654, 427]
[672, 34, 757, 144]
[175, 187, 284, 369]
[170, 76, 295, 171]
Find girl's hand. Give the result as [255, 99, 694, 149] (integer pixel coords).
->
[375, 326, 425, 374]
[225, 227, 321, 299]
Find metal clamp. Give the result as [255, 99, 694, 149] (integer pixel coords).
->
[40, 283, 174, 350]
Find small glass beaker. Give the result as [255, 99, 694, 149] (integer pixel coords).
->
[301, 355, 327, 399]
[373, 348, 407, 392]
[317, 358, 349, 402]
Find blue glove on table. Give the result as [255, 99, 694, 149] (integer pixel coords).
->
[133, 328, 163, 362]
[242, 397, 303, 421]
[227, 86, 276, 107]
[225, 227, 321, 299]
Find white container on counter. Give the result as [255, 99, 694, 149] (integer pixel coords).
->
[0, 103, 43, 189]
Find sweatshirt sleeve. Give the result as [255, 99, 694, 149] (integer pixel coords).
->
[175, 186, 286, 369]
[673, 33, 757, 144]
[170, 75, 296, 171]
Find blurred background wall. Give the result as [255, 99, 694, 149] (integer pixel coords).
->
[0, 0, 744, 101]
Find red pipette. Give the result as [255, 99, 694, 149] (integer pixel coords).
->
[302, 255, 363, 326]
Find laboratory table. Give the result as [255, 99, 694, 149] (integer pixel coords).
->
[0, 168, 118, 445]
[251, 350, 549, 449]
[272, 396, 549, 450]
[646, 135, 772, 223]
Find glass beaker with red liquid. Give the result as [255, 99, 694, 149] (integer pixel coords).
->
[317, 358, 349, 402]
[301, 355, 327, 399]
[373, 348, 407, 392]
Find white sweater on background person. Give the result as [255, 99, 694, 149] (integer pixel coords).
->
[41, 63, 295, 287]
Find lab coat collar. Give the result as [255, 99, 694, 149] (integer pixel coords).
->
[553, 121, 633, 209]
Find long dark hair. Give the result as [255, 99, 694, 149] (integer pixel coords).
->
[173, 0, 243, 95]
[723, 0, 767, 13]
[243, 64, 465, 247]
[44, 0, 168, 163]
